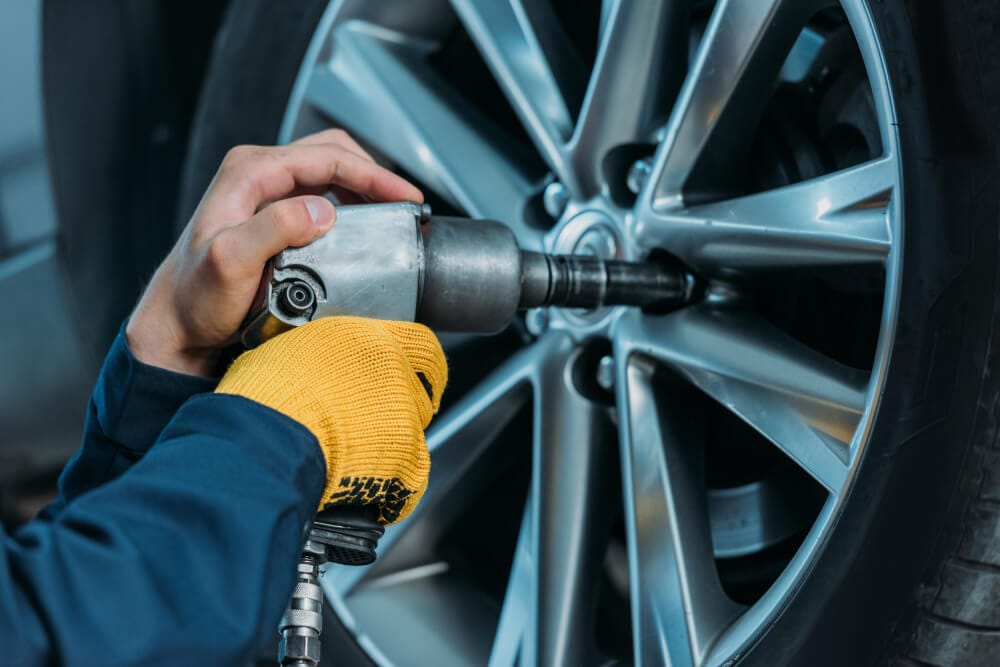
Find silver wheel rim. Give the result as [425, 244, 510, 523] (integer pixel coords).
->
[279, 1, 902, 665]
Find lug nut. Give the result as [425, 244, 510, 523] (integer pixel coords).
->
[419, 203, 432, 222]
[596, 355, 615, 391]
[524, 308, 549, 336]
[626, 158, 653, 195]
[705, 281, 741, 305]
[543, 181, 569, 219]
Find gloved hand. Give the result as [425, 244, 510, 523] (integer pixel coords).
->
[215, 316, 447, 525]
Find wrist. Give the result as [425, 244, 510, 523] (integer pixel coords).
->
[125, 313, 219, 378]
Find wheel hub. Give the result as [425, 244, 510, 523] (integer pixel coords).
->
[544, 206, 628, 331]
[551, 208, 623, 259]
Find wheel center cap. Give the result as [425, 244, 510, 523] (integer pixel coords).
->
[552, 210, 622, 259]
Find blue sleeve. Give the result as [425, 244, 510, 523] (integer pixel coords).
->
[51, 323, 217, 511]
[3, 393, 326, 666]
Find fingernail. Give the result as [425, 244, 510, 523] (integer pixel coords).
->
[305, 196, 335, 230]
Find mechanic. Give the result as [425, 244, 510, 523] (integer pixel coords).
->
[1, 129, 446, 665]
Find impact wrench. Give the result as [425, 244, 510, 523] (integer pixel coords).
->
[239, 201, 698, 666]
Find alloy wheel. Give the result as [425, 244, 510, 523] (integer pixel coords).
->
[280, 1, 902, 664]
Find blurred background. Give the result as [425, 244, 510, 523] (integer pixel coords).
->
[0, 1, 229, 522]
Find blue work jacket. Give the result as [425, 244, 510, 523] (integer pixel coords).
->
[1, 326, 326, 665]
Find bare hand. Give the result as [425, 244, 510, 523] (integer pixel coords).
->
[126, 129, 422, 376]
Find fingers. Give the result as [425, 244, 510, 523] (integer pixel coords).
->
[213, 143, 423, 216]
[381, 321, 448, 424]
[205, 137, 422, 220]
[329, 185, 367, 205]
[291, 130, 397, 203]
[292, 128, 376, 163]
[391, 433, 430, 525]
[210, 195, 336, 280]
[296, 130, 416, 205]
[192, 129, 422, 239]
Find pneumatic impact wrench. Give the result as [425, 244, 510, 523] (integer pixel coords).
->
[240, 202, 697, 666]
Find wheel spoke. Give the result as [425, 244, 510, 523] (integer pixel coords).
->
[634, 157, 896, 272]
[326, 344, 536, 595]
[570, 0, 691, 197]
[451, 0, 584, 190]
[304, 23, 543, 248]
[488, 503, 533, 667]
[643, 0, 830, 208]
[598, 0, 614, 38]
[615, 352, 743, 667]
[618, 308, 867, 493]
[519, 333, 617, 667]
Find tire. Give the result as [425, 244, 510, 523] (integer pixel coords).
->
[180, 1, 1000, 665]
[44, 0, 227, 350]
[176, 0, 330, 224]
[747, 2, 1000, 664]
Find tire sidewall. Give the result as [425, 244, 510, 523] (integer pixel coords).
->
[177, 0, 331, 225]
[745, 0, 999, 664]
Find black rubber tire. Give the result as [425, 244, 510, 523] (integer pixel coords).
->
[43, 0, 227, 351]
[744, 1, 1000, 664]
[180, 1, 1000, 665]
[176, 0, 330, 225]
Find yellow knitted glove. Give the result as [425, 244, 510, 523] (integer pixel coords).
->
[215, 316, 447, 525]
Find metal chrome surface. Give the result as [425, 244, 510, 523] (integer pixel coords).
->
[280, 1, 903, 665]
[247, 201, 690, 340]
[282, 202, 425, 322]
[418, 215, 524, 332]
[279, 550, 326, 667]
[241, 202, 425, 346]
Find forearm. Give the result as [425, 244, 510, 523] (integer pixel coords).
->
[52, 324, 217, 509]
[4, 394, 324, 666]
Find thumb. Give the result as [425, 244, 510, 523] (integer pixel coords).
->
[217, 195, 335, 273]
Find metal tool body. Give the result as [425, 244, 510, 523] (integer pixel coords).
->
[258, 202, 696, 666]
[243, 202, 694, 347]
